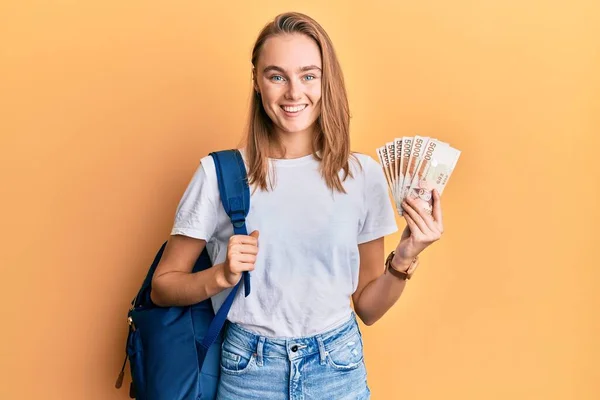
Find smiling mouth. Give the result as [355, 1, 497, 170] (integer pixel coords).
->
[281, 104, 307, 113]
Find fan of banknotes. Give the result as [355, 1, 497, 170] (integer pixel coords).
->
[377, 136, 461, 217]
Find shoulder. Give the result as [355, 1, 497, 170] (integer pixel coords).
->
[349, 151, 379, 176]
[199, 153, 217, 174]
[181, 153, 218, 194]
[199, 148, 248, 177]
[196, 149, 247, 189]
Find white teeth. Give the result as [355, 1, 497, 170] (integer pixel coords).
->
[282, 105, 307, 113]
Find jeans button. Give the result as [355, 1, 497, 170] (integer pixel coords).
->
[291, 345, 298, 352]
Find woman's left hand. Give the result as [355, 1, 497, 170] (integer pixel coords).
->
[394, 189, 444, 266]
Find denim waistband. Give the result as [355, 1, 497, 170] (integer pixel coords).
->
[222, 312, 361, 363]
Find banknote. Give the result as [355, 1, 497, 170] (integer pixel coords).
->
[397, 136, 413, 210]
[376, 136, 460, 217]
[386, 141, 397, 199]
[401, 136, 430, 202]
[405, 144, 461, 215]
[393, 137, 403, 201]
[376, 146, 394, 194]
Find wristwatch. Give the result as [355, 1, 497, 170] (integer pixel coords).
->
[385, 251, 419, 280]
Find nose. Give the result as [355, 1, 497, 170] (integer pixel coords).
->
[284, 78, 302, 101]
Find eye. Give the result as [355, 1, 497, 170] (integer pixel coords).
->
[303, 74, 316, 81]
[269, 75, 285, 82]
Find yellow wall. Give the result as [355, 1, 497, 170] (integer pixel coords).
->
[1, 1, 598, 399]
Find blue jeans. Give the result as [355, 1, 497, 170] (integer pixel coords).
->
[216, 312, 371, 400]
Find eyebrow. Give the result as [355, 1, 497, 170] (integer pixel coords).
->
[262, 65, 322, 74]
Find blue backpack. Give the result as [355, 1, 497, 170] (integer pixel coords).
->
[115, 149, 251, 399]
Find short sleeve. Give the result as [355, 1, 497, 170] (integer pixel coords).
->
[357, 157, 399, 244]
[170, 160, 219, 241]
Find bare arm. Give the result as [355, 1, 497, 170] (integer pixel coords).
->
[150, 231, 260, 307]
[352, 237, 408, 326]
[352, 191, 445, 325]
[150, 235, 230, 307]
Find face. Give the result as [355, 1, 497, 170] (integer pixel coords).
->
[254, 33, 322, 139]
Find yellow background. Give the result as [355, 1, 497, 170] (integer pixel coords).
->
[1, 1, 598, 399]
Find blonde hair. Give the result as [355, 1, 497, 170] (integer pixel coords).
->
[242, 12, 357, 193]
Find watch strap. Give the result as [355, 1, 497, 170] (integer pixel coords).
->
[385, 251, 419, 280]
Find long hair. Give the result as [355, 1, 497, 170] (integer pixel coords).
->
[242, 12, 356, 193]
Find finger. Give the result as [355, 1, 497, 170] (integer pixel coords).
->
[408, 196, 438, 232]
[432, 189, 443, 229]
[402, 199, 433, 234]
[229, 260, 255, 272]
[231, 244, 259, 255]
[231, 235, 258, 246]
[232, 253, 257, 264]
[403, 212, 422, 236]
[239, 262, 256, 271]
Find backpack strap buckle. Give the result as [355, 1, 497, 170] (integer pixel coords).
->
[230, 210, 247, 229]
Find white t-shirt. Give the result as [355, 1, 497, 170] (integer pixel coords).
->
[171, 149, 398, 338]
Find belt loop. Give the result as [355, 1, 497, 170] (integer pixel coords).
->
[256, 336, 266, 367]
[316, 336, 327, 365]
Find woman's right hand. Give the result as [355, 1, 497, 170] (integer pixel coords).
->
[222, 230, 260, 287]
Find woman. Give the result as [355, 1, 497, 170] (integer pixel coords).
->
[151, 11, 444, 400]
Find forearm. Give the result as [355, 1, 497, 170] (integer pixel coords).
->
[355, 266, 408, 326]
[150, 262, 230, 307]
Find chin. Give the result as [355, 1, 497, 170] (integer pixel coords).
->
[281, 124, 312, 134]
[282, 125, 319, 136]
[277, 117, 319, 135]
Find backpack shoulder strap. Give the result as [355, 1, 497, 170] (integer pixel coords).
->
[209, 149, 251, 297]
[209, 149, 250, 236]
[198, 150, 252, 366]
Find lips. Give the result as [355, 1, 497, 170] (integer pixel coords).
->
[281, 104, 307, 113]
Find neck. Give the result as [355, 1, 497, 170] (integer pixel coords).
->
[270, 126, 316, 159]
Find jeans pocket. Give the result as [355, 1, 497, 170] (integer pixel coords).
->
[220, 341, 257, 375]
[326, 332, 365, 371]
